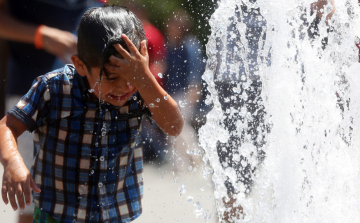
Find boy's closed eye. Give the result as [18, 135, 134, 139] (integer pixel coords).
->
[105, 74, 119, 82]
[106, 77, 118, 82]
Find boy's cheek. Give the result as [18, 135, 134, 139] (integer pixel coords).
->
[128, 83, 135, 90]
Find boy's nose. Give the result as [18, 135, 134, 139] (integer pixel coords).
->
[116, 77, 134, 91]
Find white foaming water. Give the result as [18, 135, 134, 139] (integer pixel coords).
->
[199, 0, 360, 222]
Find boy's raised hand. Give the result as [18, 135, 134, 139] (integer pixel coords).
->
[104, 35, 184, 137]
[2, 157, 40, 210]
[104, 34, 152, 89]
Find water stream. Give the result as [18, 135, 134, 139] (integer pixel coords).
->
[199, 0, 360, 222]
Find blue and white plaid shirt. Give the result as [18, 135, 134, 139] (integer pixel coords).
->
[9, 65, 148, 223]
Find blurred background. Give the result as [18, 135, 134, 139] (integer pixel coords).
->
[0, 0, 217, 222]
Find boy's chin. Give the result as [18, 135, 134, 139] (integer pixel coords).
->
[103, 98, 128, 107]
[105, 99, 128, 107]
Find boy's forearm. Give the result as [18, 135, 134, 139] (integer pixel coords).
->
[0, 116, 25, 167]
[137, 72, 184, 136]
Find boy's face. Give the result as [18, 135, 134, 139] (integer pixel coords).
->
[86, 66, 137, 107]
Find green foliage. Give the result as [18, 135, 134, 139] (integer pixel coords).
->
[109, 0, 216, 49]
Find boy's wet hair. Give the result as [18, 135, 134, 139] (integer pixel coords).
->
[77, 5, 146, 75]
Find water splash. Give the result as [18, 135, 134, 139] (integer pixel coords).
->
[200, 0, 360, 222]
[88, 79, 100, 93]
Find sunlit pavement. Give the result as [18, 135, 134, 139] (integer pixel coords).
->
[0, 162, 216, 223]
[138, 163, 216, 223]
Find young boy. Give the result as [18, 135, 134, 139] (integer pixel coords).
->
[0, 5, 184, 223]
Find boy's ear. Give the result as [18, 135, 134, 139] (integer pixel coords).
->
[71, 55, 88, 77]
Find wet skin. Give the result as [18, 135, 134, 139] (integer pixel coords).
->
[85, 66, 138, 107]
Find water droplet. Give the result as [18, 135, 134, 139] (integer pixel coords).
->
[179, 101, 186, 107]
[133, 96, 137, 100]
[156, 98, 160, 103]
[164, 95, 168, 100]
[187, 196, 193, 202]
[179, 184, 187, 195]
[157, 73, 163, 78]
[233, 154, 240, 162]
[149, 103, 155, 108]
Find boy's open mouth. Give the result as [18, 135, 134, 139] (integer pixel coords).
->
[107, 92, 131, 101]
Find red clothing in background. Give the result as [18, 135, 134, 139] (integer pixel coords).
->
[143, 21, 167, 87]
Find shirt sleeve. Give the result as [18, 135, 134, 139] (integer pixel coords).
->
[8, 76, 51, 132]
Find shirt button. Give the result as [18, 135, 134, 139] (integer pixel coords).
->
[100, 156, 105, 162]
[98, 182, 103, 188]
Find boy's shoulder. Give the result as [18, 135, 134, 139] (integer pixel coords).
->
[40, 64, 77, 84]
[33, 64, 81, 98]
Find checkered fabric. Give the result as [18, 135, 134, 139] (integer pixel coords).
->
[9, 65, 148, 223]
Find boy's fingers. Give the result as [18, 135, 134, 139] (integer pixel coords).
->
[15, 183, 23, 195]
[108, 55, 127, 67]
[15, 184, 25, 210]
[30, 176, 41, 193]
[8, 186, 17, 210]
[121, 34, 140, 55]
[16, 194, 25, 210]
[23, 182, 31, 206]
[113, 43, 131, 60]
[2, 184, 8, 204]
[140, 40, 148, 56]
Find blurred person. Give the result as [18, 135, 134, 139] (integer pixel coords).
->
[213, 2, 268, 221]
[122, 1, 169, 163]
[0, 0, 103, 222]
[165, 9, 205, 171]
[214, 0, 336, 221]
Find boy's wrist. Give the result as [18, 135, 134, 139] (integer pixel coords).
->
[34, 25, 45, 49]
[135, 69, 159, 92]
[1, 151, 22, 167]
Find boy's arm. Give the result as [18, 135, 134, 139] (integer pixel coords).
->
[0, 114, 40, 211]
[105, 34, 184, 136]
[135, 73, 184, 136]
